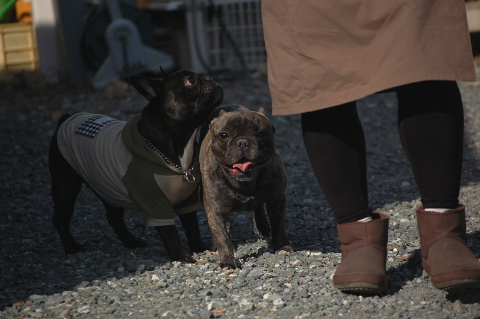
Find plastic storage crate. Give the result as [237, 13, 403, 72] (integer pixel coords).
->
[0, 22, 39, 79]
[204, 0, 265, 72]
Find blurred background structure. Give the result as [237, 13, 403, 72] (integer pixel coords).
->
[0, 0, 479, 88]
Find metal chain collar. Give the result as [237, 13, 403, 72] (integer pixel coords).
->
[142, 136, 197, 183]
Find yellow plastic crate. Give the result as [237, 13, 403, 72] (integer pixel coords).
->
[0, 22, 39, 79]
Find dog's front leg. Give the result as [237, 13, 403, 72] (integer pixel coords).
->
[266, 194, 294, 254]
[155, 225, 196, 263]
[178, 210, 207, 253]
[206, 209, 237, 269]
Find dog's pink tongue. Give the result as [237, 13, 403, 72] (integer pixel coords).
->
[233, 161, 254, 172]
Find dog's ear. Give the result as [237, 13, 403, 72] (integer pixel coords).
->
[159, 66, 170, 79]
[208, 110, 225, 128]
[255, 107, 275, 133]
[209, 117, 218, 128]
[129, 75, 163, 101]
[256, 107, 267, 115]
[255, 107, 270, 120]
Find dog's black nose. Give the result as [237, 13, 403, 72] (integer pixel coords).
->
[236, 138, 249, 150]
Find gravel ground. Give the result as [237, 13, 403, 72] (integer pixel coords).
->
[1, 70, 480, 319]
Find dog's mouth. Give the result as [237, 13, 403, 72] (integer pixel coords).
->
[221, 158, 260, 176]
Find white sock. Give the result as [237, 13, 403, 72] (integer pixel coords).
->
[358, 216, 372, 223]
[424, 208, 451, 213]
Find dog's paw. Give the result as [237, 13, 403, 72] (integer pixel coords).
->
[218, 262, 237, 270]
[63, 240, 85, 254]
[183, 255, 197, 263]
[65, 246, 85, 254]
[275, 246, 294, 254]
[188, 241, 208, 254]
[122, 237, 148, 249]
[170, 253, 196, 263]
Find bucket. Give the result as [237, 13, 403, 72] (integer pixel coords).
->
[15, 0, 31, 23]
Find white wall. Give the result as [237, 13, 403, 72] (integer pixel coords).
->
[31, 0, 62, 83]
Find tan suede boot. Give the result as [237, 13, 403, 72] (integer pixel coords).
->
[416, 205, 480, 289]
[333, 213, 389, 294]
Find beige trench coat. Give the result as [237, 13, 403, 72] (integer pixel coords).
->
[262, 0, 476, 115]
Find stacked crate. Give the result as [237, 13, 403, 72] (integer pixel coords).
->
[0, 22, 39, 80]
[205, 0, 265, 72]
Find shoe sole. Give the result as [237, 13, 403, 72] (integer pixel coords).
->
[435, 278, 480, 290]
[334, 282, 386, 295]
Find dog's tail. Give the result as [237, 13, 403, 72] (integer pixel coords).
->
[252, 206, 271, 237]
[49, 114, 72, 163]
[57, 114, 72, 128]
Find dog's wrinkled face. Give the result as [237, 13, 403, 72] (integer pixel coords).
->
[209, 107, 276, 181]
[130, 69, 223, 128]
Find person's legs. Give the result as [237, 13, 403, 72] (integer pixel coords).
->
[302, 102, 388, 294]
[397, 80, 464, 209]
[397, 80, 480, 289]
[301, 101, 371, 223]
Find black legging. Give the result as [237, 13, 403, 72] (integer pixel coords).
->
[301, 81, 464, 224]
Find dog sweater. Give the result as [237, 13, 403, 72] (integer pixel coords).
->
[57, 113, 201, 226]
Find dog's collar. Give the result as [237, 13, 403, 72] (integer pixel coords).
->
[141, 136, 197, 183]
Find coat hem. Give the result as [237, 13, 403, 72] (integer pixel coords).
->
[271, 71, 476, 116]
[146, 219, 176, 227]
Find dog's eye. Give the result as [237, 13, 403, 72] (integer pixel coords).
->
[185, 77, 196, 86]
[256, 131, 266, 138]
[219, 132, 229, 140]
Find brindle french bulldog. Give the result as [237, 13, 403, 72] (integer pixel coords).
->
[199, 105, 293, 269]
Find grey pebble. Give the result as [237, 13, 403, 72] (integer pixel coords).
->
[298, 287, 309, 298]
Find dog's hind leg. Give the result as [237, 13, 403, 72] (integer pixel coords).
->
[100, 199, 147, 249]
[50, 169, 84, 254]
[252, 205, 271, 237]
[178, 210, 207, 253]
[49, 116, 85, 254]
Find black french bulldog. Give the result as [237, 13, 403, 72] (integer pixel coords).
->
[48, 68, 223, 262]
[199, 105, 293, 269]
